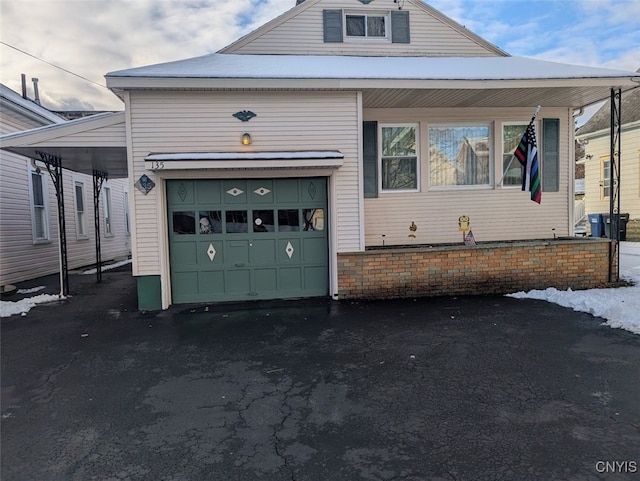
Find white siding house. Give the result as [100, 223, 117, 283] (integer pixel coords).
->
[0, 84, 131, 288]
[2, 0, 638, 308]
[577, 88, 640, 228]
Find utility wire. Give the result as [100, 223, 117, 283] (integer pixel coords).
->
[0, 41, 108, 89]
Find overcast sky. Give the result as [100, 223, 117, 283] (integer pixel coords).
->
[1, 0, 639, 113]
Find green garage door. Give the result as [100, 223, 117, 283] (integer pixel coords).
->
[167, 178, 328, 304]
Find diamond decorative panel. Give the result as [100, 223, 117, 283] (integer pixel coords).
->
[178, 183, 188, 201]
[285, 241, 294, 259]
[254, 187, 271, 196]
[307, 182, 317, 199]
[207, 243, 216, 261]
[226, 187, 244, 197]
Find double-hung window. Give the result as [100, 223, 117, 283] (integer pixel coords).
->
[103, 186, 113, 236]
[429, 124, 491, 187]
[29, 168, 49, 242]
[501, 123, 529, 187]
[346, 12, 387, 38]
[74, 181, 87, 238]
[601, 157, 611, 199]
[380, 124, 418, 192]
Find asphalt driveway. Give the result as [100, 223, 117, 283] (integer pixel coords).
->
[1, 267, 639, 481]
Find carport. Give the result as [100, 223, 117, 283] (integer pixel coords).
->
[0, 111, 127, 295]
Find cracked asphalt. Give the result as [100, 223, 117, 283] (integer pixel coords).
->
[1, 267, 639, 481]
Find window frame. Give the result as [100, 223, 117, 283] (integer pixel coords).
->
[379, 123, 420, 193]
[428, 122, 493, 190]
[123, 188, 130, 236]
[103, 184, 113, 236]
[600, 156, 611, 200]
[500, 121, 531, 188]
[73, 179, 89, 239]
[28, 166, 51, 244]
[344, 10, 390, 41]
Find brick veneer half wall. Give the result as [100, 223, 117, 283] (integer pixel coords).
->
[337, 238, 615, 299]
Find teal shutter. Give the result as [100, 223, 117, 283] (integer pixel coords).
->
[542, 118, 560, 192]
[323, 10, 343, 43]
[363, 121, 378, 198]
[391, 11, 410, 43]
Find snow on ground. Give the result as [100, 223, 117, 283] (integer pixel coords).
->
[16, 286, 46, 294]
[0, 294, 65, 318]
[81, 258, 132, 275]
[508, 242, 640, 335]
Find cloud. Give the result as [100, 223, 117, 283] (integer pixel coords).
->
[1, 0, 293, 110]
[1, 0, 638, 111]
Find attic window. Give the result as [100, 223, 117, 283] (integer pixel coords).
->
[346, 13, 387, 38]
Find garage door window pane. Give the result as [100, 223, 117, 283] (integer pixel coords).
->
[226, 210, 248, 233]
[278, 210, 300, 232]
[199, 211, 222, 234]
[303, 209, 325, 231]
[173, 211, 195, 234]
[253, 210, 275, 232]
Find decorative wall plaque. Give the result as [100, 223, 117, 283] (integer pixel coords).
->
[233, 110, 257, 122]
[135, 174, 155, 195]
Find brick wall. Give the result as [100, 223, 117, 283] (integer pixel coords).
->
[338, 239, 615, 299]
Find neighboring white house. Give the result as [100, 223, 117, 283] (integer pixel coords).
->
[576, 87, 640, 237]
[1, 0, 638, 309]
[0, 84, 131, 288]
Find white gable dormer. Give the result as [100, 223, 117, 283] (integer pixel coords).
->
[221, 0, 506, 57]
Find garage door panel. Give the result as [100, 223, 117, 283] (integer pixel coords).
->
[250, 180, 274, 203]
[172, 272, 199, 297]
[226, 240, 250, 266]
[198, 241, 223, 265]
[223, 180, 248, 204]
[168, 181, 195, 205]
[302, 237, 327, 263]
[197, 180, 222, 204]
[200, 270, 225, 294]
[275, 179, 300, 203]
[279, 267, 302, 291]
[226, 269, 251, 294]
[171, 242, 198, 266]
[252, 239, 277, 265]
[304, 266, 327, 290]
[255, 268, 278, 293]
[278, 238, 301, 263]
[301, 179, 326, 202]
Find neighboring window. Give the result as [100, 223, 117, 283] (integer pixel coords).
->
[74, 182, 87, 238]
[30, 169, 49, 242]
[601, 157, 611, 199]
[123, 189, 130, 236]
[380, 124, 418, 191]
[429, 124, 491, 187]
[346, 13, 387, 38]
[502, 123, 528, 187]
[103, 186, 113, 235]
[173, 211, 195, 234]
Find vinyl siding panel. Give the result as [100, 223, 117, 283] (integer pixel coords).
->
[582, 124, 640, 220]
[227, 0, 499, 57]
[128, 90, 361, 276]
[362, 107, 572, 246]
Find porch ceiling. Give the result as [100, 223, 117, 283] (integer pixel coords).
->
[3, 145, 128, 178]
[361, 85, 634, 109]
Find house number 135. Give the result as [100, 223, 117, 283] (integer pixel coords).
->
[150, 161, 164, 170]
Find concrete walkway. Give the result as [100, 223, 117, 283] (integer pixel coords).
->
[1, 266, 639, 481]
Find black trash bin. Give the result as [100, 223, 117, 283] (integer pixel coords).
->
[603, 213, 629, 241]
[588, 213, 604, 237]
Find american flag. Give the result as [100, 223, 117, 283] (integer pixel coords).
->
[512, 119, 541, 204]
